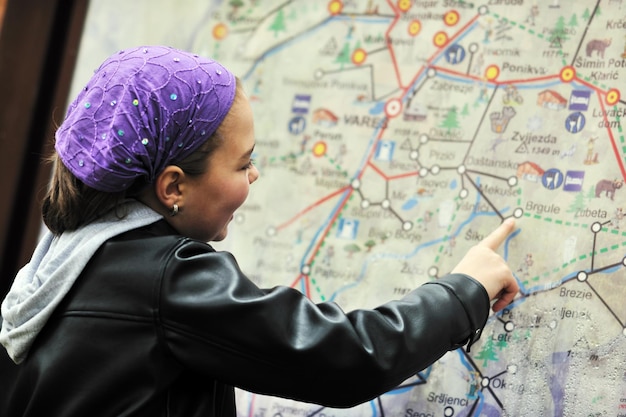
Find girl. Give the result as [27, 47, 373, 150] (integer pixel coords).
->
[0, 45, 518, 417]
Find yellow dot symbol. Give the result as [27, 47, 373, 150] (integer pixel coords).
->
[444, 10, 460, 26]
[328, 0, 343, 15]
[212, 23, 228, 40]
[433, 31, 449, 47]
[485, 65, 500, 81]
[352, 48, 367, 65]
[559, 66, 576, 83]
[397, 0, 412, 12]
[408, 19, 421, 36]
[606, 88, 621, 105]
[313, 141, 327, 157]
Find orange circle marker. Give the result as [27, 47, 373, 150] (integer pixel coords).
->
[606, 88, 621, 105]
[212, 23, 228, 40]
[352, 48, 367, 65]
[328, 0, 343, 15]
[444, 10, 460, 26]
[397, 0, 412, 12]
[313, 141, 328, 157]
[433, 31, 449, 47]
[559, 66, 576, 83]
[408, 19, 421, 36]
[484, 65, 500, 81]
[385, 98, 403, 118]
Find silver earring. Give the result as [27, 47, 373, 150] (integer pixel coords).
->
[170, 204, 179, 216]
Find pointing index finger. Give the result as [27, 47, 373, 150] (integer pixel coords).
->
[479, 217, 516, 250]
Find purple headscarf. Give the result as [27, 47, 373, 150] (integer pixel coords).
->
[55, 45, 237, 192]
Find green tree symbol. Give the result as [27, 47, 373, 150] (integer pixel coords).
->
[568, 13, 578, 28]
[496, 336, 508, 351]
[439, 106, 460, 133]
[585, 185, 596, 201]
[335, 41, 352, 69]
[474, 336, 499, 367]
[567, 191, 586, 216]
[581, 8, 590, 21]
[549, 16, 569, 48]
[269, 9, 287, 37]
[229, 0, 244, 16]
[461, 103, 470, 117]
[364, 240, 376, 252]
[344, 243, 361, 258]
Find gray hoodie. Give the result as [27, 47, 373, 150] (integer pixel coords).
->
[0, 201, 162, 364]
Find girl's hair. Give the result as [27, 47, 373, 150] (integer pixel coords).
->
[42, 80, 243, 235]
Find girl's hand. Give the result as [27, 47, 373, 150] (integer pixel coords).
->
[452, 218, 519, 312]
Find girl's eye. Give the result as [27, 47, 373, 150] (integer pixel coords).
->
[243, 159, 255, 170]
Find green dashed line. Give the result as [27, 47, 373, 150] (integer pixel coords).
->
[582, 76, 609, 90]
[520, 213, 625, 280]
[308, 191, 352, 301]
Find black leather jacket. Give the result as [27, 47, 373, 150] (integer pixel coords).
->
[1, 220, 489, 416]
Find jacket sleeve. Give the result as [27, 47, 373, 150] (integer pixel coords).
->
[158, 240, 490, 408]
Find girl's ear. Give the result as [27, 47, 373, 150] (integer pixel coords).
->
[154, 165, 185, 209]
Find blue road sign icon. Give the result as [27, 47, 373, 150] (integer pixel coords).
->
[337, 218, 359, 240]
[542, 168, 564, 190]
[445, 44, 466, 64]
[292, 94, 311, 114]
[288, 116, 306, 135]
[565, 112, 586, 133]
[375, 140, 395, 162]
[568, 90, 591, 111]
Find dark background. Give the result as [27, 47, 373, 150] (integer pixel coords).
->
[0, 0, 89, 299]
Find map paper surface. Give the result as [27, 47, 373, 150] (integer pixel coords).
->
[75, 1, 626, 416]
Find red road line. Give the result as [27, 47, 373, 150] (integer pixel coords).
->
[276, 185, 351, 231]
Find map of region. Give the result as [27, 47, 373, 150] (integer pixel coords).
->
[76, 0, 626, 416]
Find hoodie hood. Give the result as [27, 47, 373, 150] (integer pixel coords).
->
[0, 200, 162, 364]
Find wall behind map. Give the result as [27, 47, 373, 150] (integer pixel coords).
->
[70, 1, 626, 416]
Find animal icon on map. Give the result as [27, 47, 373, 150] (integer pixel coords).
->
[585, 38, 612, 58]
[595, 178, 623, 200]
